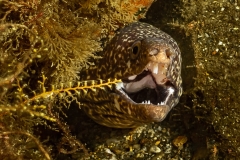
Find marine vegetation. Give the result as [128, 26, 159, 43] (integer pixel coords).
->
[0, 0, 154, 159]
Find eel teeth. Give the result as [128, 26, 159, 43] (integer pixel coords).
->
[152, 63, 158, 74]
[156, 102, 165, 105]
[141, 100, 152, 104]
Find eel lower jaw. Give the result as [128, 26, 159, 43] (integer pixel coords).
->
[115, 61, 176, 106]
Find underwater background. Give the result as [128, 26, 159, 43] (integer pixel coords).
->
[0, 0, 239, 159]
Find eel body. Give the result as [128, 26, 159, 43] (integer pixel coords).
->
[79, 22, 182, 128]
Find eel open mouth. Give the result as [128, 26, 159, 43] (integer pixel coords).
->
[116, 61, 176, 106]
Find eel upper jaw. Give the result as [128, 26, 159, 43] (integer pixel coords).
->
[115, 61, 176, 106]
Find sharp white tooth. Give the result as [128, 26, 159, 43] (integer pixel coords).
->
[128, 75, 137, 80]
[157, 103, 159, 105]
[168, 87, 175, 95]
[148, 100, 150, 104]
[153, 63, 158, 74]
[161, 102, 164, 105]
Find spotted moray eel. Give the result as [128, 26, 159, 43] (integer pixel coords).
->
[79, 22, 182, 128]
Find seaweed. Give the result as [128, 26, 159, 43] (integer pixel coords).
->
[0, 0, 154, 159]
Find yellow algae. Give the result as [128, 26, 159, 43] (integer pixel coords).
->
[0, 0, 154, 159]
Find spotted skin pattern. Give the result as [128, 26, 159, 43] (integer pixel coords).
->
[79, 22, 182, 128]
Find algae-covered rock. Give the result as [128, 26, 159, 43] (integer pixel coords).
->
[145, 0, 240, 158]
[181, 0, 240, 157]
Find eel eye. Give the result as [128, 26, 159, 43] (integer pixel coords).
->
[130, 41, 141, 59]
